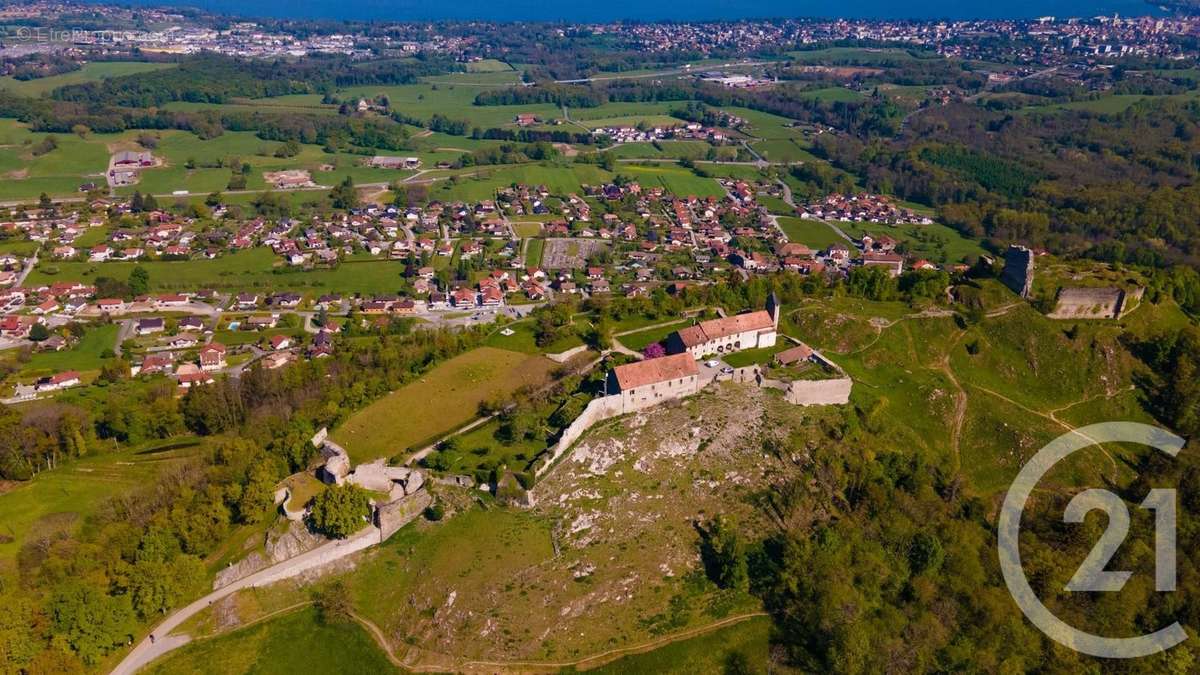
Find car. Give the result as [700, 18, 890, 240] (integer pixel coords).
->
[704, 359, 720, 368]
[721, 366, 734, 374]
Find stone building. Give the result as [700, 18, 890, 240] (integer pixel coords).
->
[606, 352, 701, 413]
[665, 294, 780, 359]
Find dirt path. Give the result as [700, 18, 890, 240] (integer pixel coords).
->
[356, 610, 770, 673]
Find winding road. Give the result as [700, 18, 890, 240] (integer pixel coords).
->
[110, 524, 382, 675]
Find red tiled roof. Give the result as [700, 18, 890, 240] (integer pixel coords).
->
[674, 311, 774, 348]
[613, 353, 698, 390]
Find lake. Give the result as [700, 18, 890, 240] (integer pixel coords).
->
[84, 0, 1166, 22]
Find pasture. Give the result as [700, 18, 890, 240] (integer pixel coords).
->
[146, 606, 397, 675]
[330, 347, 556, 462]
[0, 438, 204, 565]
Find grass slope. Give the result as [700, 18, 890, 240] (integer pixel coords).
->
[330, 347, 555, 461]
[145, 607, 398, 675]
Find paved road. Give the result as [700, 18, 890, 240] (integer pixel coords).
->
[776, 180, 854, 246]
[15, 249, 37, 287]
[110, 524, 382, 675]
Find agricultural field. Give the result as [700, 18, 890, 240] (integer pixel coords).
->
[336, 82, 560, 129]
[0, 61, 176, 97]
[750, 138, 819, 163]
[330, 347, 556, 462]
[785, 46, 926, 63]
[146, 607, 398, 675]
[427, 162, 615, 202]
[0, 438, 204, 565]
[795, 86, 866, 102]
[619, 164, 724, 197]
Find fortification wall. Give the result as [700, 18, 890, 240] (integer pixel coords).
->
[534, 395, 624, 477]
[377, 490, 432, 541]
[786, 378, 853, 406]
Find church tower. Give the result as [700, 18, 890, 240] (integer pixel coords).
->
[765, 292, 781, 330]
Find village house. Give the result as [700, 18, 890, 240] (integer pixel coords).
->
[136, 317, 165, 335]
[199, 342, 227, 371]
[36, 370, 80, 392]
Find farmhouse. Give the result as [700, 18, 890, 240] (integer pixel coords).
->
[666, 295, 780, 359]
[606, 352, 701, 413]
[369, 156, 421, 170]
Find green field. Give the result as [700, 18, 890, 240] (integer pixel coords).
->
[832, 220, 985, 264]
[16, 324, 119, 379]
[617, 320, 687, 351]
[785, 46, 926, 63]
[482, 319, 584, 354]
[797, 86, 866, 102]
[0, 438, 203, 564]
[29, 249, 417, 295]
[750, 138, 818, 163]
[777, 216, 847, 251]
[428, 163, 616, 202]
[0, 62, 175, 97]
[330, 347, 556, 462]
[146, 607, 398, 675]
[619, 164, 724, 198]
[587, 615, 771, 674]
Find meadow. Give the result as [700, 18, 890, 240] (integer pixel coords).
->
[146, 607, 398, 675]
[16, 323, 119, 380]
[832, 220, 986, 264]
[777, 216, 848, 251]
[330, 347, 556, 462]
[0, 438, 204, 565]
[0, 61, 175, 97]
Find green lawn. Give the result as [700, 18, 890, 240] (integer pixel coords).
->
[330, 347, 556, 462]
[618, 320, 687, 352]
[525, 238, 545, 268]
[17, 324, 119, 379]
[0, 62, 175, 97]
[0, 438, 203, 565]
[483, 319, 583, 354]
[146, 606, 398, 675]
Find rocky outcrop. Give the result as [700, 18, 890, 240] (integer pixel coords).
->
[212, 521, 327, 590]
